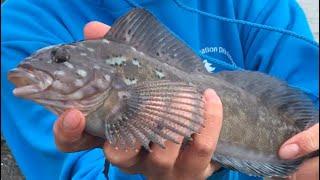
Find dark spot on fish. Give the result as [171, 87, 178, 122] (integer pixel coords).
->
[19, 63, 34, 71]
[51, 47, 70, 63]
[156, 122, 164, 131]
[51, 49, 57, 56]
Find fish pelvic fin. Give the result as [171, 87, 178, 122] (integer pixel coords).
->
[104, 80, 204, 150]
[213, 149, 319, 178]
[213, 153, 299, 178]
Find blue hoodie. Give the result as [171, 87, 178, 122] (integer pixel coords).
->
[1, 0, 319, 179]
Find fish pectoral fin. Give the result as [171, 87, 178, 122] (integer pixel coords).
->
[104, 80, 205, 150]
[105, 8, 206, 73]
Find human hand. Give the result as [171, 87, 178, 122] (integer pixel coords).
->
[102, 88, 222, 180]
[279, 123, 319, 180]
[53, 21, 223, 179]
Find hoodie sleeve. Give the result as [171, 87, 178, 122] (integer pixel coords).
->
[238, 0, 319, 107]
[1, 0, 108, 179]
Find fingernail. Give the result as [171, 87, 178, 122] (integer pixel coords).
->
[279, 143, 300, 159]
[62, 111, 81, 130]
[204, 89, 217, 101]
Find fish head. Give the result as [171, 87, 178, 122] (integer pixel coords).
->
[8, 43, 113, 115]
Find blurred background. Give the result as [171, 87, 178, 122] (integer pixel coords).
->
[1, 0, 319, 179]
[297, 0, 319, 41]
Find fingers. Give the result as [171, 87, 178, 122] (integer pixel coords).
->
[144, 137, 184, 175]
[103, 142, 142, 173]
[84, 21, 111, 40]
[53, 109, 104, 152]
[102, 89, 223, 179]
[290, 157, 319, 180]
[176, 89, 223, 175]
[103, 137, 184, 175]
[203, 162, 221, 178]
[279, 123, 319, 159]
[143, 88, 192, 175]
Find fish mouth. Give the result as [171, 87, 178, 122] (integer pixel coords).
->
[8, 68, 53, 97]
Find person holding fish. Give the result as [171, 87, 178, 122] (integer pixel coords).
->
[2, 0, 319, 180]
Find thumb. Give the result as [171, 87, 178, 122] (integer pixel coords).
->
[54, 109, 86, 143]
[279, 123, 319, 159]
[84, 21, 111, 40]
[53, 109, 105, 152]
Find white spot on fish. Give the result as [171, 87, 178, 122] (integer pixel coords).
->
[74, 79, 84, 87]
[68, 91, 83, 99]
[203, 60, 215, 72]
[52, 80, 64, 90]
[54, 70, 65, 76]
[104, 74, 111, 81]
[29, 73, 36, 78]
[139, 52, 145, 56]
[80, 53, 87, 56]
[87, 48, 95, 52]
[96, 79, 107, 89]
[105, 57, 126, 66]
[38, 77, 52, 89]
[130, 47, 137, 51]
[132, 59, 141, 67]
[44, 78, 53, 86]
[47, 60, 52, 64]
[93, 65, 101, 70]
[76, 69, 87, 77]
[124, 77, 137, 85]
[102, 39, 110, 44]
[155, 69, 165, 79]
[64, 62, 74, 69]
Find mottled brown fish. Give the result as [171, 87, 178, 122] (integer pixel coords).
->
[8, 8, 319, 177]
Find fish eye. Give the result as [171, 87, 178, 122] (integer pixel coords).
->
[51, 47, 70, 63]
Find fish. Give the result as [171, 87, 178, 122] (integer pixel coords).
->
[7, 8, 319, 178]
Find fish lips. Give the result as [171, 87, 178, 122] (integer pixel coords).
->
[8, 68, 53, 97]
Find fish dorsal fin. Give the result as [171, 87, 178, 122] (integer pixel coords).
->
[105, 8, 206, 73]
[215, 70, 319, 129]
